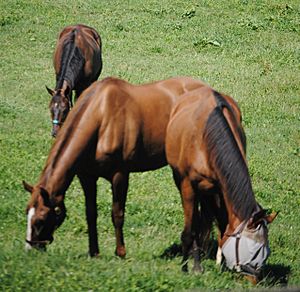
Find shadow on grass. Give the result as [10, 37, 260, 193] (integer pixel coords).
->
[160, 242, 182, 259]
[160, 241, 291, 287]
[160, 238, 218, 260]
[261, 264, 291, 287]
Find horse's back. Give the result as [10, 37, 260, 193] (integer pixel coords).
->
[94, 77, 205, 134]
[92, 77, 182, 170]
[83, 77, 204, 172]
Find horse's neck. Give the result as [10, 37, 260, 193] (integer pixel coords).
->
[40, 105, 98, 195]
[219, 205, 244, 246]
[221, 188, 258, 238]
[40, 154, 76, 196]
[227, 209, 243, 230]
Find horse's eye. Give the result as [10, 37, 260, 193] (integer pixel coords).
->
[54, 206, 62, 216]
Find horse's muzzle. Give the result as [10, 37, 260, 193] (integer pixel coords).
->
[52, 126, 59, 138]
[52, 119, 61, 137]
[25, 237, 53, 251]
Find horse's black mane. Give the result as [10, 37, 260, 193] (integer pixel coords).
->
[203, 91, 257, 221]
[56, 29, 85, 90]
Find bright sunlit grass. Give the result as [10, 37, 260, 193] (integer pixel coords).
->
[0, 0, 299, 290]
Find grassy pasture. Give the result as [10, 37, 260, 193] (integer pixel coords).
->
[0, 0, 299, 290]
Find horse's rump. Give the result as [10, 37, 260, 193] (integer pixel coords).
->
[54, 24, 102, 91]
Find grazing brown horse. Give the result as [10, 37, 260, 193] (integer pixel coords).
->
[165, 86, 277, 282]
[23, 76, 205, 257]
[46, 24, 102, 137]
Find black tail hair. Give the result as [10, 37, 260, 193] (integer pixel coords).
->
[56, 29, 85, 90]
[203, 91, 257, 220]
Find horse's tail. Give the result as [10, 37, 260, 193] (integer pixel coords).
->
[56, 29, 85, 90]
[203, 91, 257, 221]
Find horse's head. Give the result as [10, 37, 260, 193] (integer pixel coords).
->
[46, 86, 71, 137]
[222, 209, 278, 283]
[23, 181, 66, 251]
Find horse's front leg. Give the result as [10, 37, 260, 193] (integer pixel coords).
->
[216, 245, 222, 265]
[180, 178, 202, 273]
[111, 171, 129, 258]
[213, 194, 228, 266]
[79, 175, 99, 257]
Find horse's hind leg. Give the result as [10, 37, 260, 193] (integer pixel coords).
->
[79, 175, 99, 257]
[111, 171, 129, 258]
[179, 177, 202, 273]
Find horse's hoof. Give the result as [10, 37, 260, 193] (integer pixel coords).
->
[116, 247, 126, 258]
[89, 251, 100, 258]
[91, 253, 100, 258]
[192, 265, 204, 274]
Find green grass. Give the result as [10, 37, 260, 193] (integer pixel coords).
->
[0, 0, 299, 290]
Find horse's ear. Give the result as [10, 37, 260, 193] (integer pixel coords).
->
[46, 86, 55, 96]
[23, 180, 33, 193]
[64, 86, 71, 98]
[248, 209, 279, 228]
[40, 187, 51, 206]
[247, 209, 266, 229]
[265, 211, 279, 224]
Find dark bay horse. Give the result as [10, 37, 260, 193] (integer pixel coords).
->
[23, 76, 205, 257]
[46, 24, 102, 137]
[165, 86, 277, 282]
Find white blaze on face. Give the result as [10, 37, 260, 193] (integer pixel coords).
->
[25, 207, 35, 250]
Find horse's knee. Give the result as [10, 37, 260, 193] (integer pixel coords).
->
[112, 210, 124, 228]
[181, 230, 194, 253]
[181, 229, 192, 242]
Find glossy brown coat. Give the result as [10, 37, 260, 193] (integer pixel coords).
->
[24, 76, 205, 257]
[48, 24, 102, 137]
[165, 86, 276, 278]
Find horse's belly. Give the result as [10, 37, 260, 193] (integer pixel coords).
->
[127, 153, 167, 172]
[92, 146, 167, 177]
